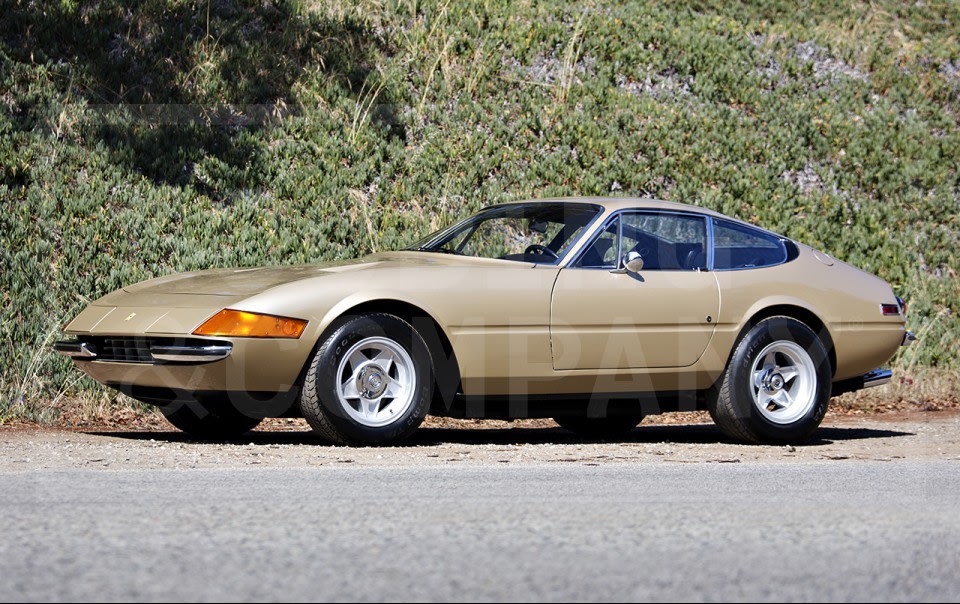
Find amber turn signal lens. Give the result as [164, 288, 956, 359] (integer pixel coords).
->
[193, 309, 307, 338]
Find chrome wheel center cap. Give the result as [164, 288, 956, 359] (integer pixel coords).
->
[762, 370, 785, 394]
[358, 365, 387, 398]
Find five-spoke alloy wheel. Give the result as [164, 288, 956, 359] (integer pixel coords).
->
[709, 316, 832, 444]
[750, 340, 819, 425]
[300, 314, 432, 445]
[335, 336, 418, 428]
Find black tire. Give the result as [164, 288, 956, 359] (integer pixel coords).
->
[159, 401, 262, 439]
[553, 414, 644, 439]
[300, 314, 432, 446]
[708, 316, 832, 444]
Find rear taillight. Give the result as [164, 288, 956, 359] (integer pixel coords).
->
[881, 303, 901, 316]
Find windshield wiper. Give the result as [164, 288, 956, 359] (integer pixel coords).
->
[417, 247, 463, 255]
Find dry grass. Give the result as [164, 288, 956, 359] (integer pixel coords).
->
[831, 366, 960, 414]
[348, 78, 388, 146]
[553, 10, 587, 108]
[49, 393, 166, 430]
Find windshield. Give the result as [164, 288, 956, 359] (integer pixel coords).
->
[410, 202, 602, 264]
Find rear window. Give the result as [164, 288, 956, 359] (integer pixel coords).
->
[713, 220, 788, 270]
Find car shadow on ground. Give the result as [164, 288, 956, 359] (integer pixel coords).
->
[88, 423, 914, 447]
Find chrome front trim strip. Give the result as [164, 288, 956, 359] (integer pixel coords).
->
[149, 344, 233, 363]
[54, 340, 232, 363]
[53, 341, 98, 359]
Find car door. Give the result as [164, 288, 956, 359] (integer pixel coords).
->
[550, 210, 720, 370]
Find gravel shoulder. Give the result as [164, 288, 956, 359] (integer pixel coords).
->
[3, 410, 960, 602]
[3, 410, 958, 472]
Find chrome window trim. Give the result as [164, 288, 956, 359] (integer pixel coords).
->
[709, 217, 792, 272]
[568, 211, 621, 269]
[616, 211, 624, 267]
[568, 208, 709, 272]
[706, 216, 716, 271]
[554, 204, 606, 266]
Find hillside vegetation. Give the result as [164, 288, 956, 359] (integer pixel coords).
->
[1, 0, 958, 420]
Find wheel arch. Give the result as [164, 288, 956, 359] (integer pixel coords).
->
[309, 298, 462, 412]
[734, 303, 837, 378]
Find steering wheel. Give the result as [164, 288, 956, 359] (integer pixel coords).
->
[524, 244, 559, 260]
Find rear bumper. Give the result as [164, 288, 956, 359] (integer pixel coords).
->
[832, 368, 892, 397]
[862, 368, 892, 388]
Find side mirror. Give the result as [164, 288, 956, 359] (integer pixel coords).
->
[611, 251, 644, 275]
[624, 251, 644, 274]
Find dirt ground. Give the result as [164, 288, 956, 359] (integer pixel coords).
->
[3, 408, 958, 471]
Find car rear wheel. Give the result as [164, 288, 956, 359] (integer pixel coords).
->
[553, 414, 644, 439]
[300, 314, 432, 446]
[708, 316, 831, 444]
[159, 401, 262, 439]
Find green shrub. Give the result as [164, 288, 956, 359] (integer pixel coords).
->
[1, 0, 958, 419]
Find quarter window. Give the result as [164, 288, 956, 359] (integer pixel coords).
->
[712, 219, 788, 269]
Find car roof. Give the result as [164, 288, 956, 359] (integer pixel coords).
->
[493, 197, 779, 235]
[496, 196, 722, 216]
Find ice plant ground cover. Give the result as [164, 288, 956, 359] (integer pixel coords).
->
[1, 0, 957, 420]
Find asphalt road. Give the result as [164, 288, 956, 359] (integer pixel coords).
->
[2, 460, 959, 602]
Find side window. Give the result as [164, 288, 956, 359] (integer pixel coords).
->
[576, 217, 619, 268]
[712, 220, 788, 270]
[621, 213, 707, 271]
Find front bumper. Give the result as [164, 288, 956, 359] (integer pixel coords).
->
[54, 338, 232, 363]
[54, 335, 309, 393]
[56, 297, 318, 394]
[53, 341, 98, 358]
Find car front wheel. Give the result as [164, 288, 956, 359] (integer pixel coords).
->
[708, 316, 832, 444]
[300, 314, 432, 446]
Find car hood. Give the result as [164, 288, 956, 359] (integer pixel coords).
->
[71, 252, 544, 335]
[122, 258, 379, 296]
[119, 252, 500, 297]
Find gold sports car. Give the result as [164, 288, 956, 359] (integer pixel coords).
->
[56, 198, 914, 445]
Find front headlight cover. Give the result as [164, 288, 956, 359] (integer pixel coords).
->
[193, 309, 307, 338]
